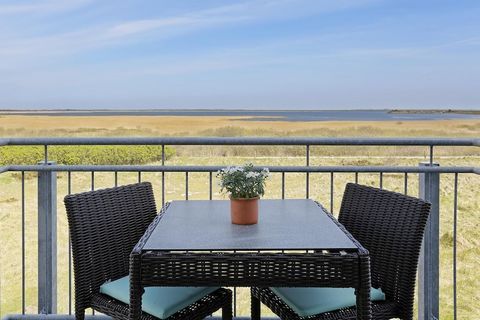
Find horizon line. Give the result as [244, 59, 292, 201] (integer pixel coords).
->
[1, 108, 478, 112]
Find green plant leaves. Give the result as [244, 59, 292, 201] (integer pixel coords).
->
[217, 163, 269, 199]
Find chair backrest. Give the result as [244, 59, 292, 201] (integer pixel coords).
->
[338, 183, 431, 319]
[64, 182, 157, 313]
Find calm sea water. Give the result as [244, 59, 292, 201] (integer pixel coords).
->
[1, 109, 479, 121]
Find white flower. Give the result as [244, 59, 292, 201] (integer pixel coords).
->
[246, 172, 259, 179]
[228, 166, 243, 173]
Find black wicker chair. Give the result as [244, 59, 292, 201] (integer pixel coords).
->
[64, 182, 232, 320]
[251, 183, 431, 320]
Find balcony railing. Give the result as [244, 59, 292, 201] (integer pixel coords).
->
[0, 137, 479, 320]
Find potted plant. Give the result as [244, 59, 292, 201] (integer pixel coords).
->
[217, 163, 269, 225]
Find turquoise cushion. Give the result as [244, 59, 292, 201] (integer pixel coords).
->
[270, 287, 386, 317]
[99, 276, 218, 319]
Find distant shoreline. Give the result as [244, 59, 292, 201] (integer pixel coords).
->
[389, 109, 480, 115]
[0, 108, 479, 122]
[1, 108, 479, 113]
[0, 108, 377, 114]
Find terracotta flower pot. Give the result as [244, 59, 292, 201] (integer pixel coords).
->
[230, 196, 259, 225]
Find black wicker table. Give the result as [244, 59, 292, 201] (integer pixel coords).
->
[130, 199, 372, 320]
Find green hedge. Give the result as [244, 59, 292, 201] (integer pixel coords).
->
[0, 145, 175, 165]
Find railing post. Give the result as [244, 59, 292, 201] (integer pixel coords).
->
[38, 161, 57, 314]
[418, 162, 440, 320]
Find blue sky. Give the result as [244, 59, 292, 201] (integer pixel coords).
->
[0, 0, 479, 110]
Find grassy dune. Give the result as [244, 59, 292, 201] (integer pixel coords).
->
[0, 115, 479, 319]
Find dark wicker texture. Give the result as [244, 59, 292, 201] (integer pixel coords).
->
[251, 183, 431, 320]
[131, 198, 371, 320]
[64, 182, 232, 320]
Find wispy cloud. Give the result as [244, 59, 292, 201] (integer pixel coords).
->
[0, 0, 378, 62]
[0, 0, 93, 15]
[438, 36, 480, 47]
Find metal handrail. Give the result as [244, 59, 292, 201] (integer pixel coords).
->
[2, 164, 479, 174]
[0, 137, 479, 146]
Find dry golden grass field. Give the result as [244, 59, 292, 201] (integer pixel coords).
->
[1, 115, 479, 138]
[0, 115, 479, 319]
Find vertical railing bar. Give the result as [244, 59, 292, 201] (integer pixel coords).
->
[67, 172, 72, 313]
[453, 173, 458, 320]
[233, 249, 237, 318]
[418, 162, 440, 320]
[138, 171, 142, 183]
[233, 286, 237, 317]
[404, 172, 408, 195]
[90, 171, 95, 316]
[306, 145, 310, 199]
[185, 172, 189, 200]
[67, 171, 72, 315]
[429, 145, 434, 165]
[161, 145, 165, 165]
[44, 145, 48, 164]
[162, 145, 165, 207]
[114, 171, 118, 187]
[355, 172, 358, 184]
[209, 172, 213, 200]
[330, 172, 334, 213]
[379, 172, 383, 189]
[162, 171, 165, 207]
[21, 171, 26, 314]
[282, 172, 285, 199]
[37, 161, 57, 314]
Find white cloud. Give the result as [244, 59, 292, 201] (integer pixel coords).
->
[106, 17, 199, 38]
[0, 0, 93, 15]
[0, 0, 378, 62]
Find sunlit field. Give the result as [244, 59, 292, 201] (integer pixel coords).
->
[0, 115, 479, 319]
[0, 115, 479, 138]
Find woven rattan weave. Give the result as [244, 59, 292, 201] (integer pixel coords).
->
[130, 197, 372, 320]
[251, 183, 431, 320]
[64, 182, 232, 320]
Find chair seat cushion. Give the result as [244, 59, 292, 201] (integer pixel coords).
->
[99, 276, 218, 319]
[270, 287, 386, 318]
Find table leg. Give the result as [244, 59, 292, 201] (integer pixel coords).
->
[222, 291, 233, 320]
[356, 254, 372, 320]
[251, 290, 261, 320]
[129, 252, 143, 320]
